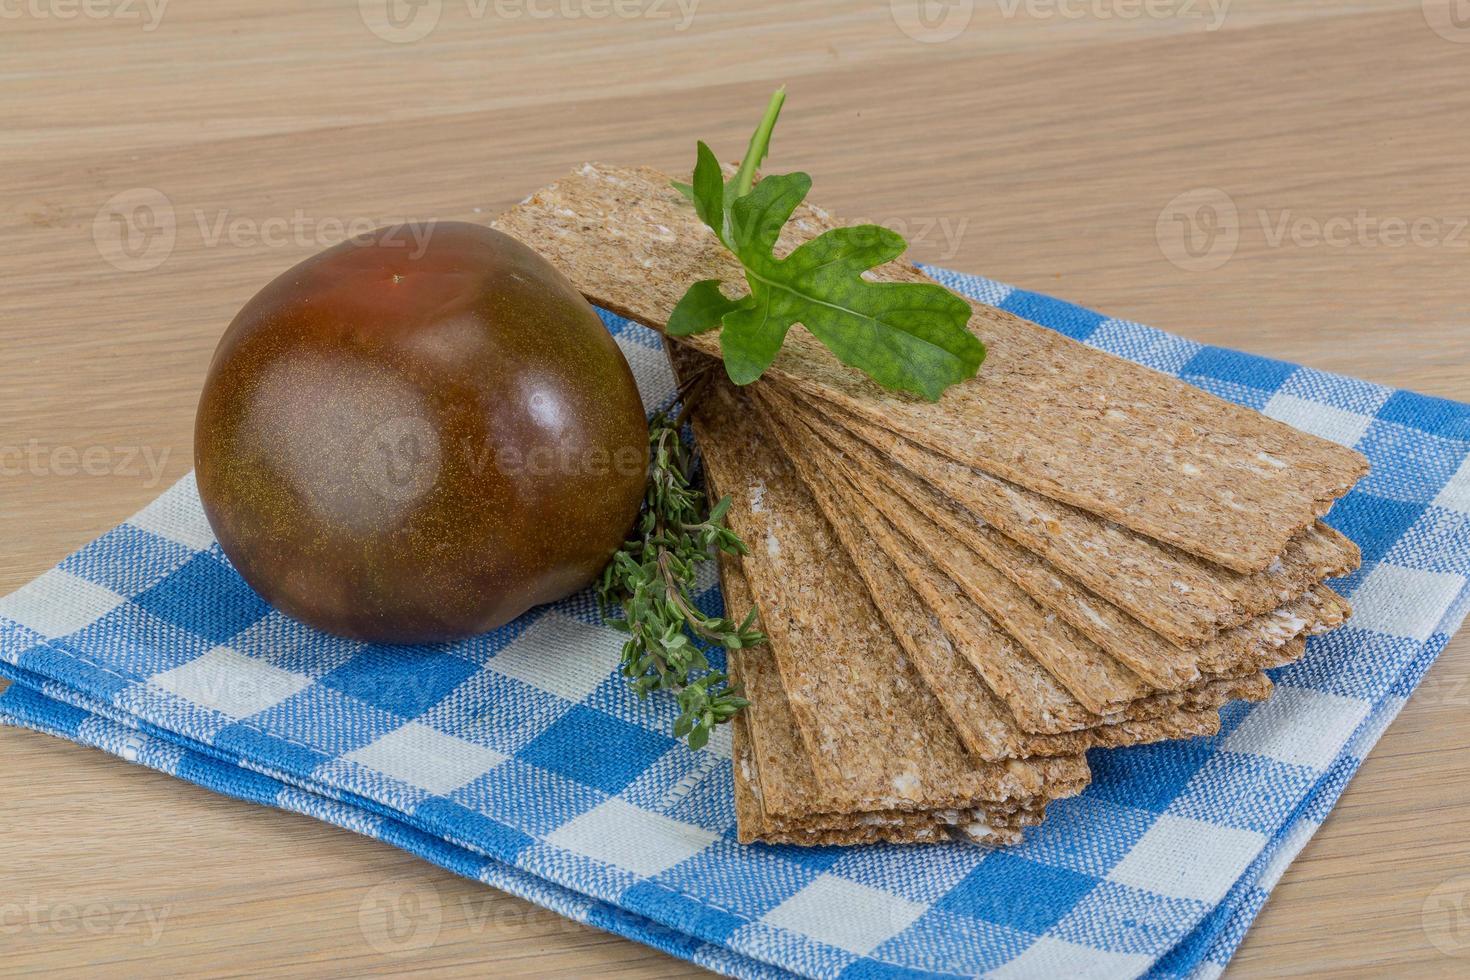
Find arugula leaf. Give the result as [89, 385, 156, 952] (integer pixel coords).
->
[668, 279, 747, 337]
[674, 88, 786, 222]
[690, 141, 732, 245]
[728, 86, 785, 202]
[688, 141, 728, 243]
[670, 90, 984, 400]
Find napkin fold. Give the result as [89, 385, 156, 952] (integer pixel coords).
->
[2, 269, 1468, 980]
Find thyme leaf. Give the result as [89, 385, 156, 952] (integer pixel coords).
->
[596, 366, 762, 750]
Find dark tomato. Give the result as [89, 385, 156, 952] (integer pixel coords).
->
[195, 222, 648, 643]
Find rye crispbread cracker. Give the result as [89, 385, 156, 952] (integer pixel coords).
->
[492, 163, 1368, 571]
[879, 484, 1155, 715]
[739, 374, 1279, 741]
[733, 707, 1011, 846]
[769, 388, 1350, 712]
[789, 471, 1250, 754]
[729, 667, 1040, 852]
[859, 492, 1281, 735]
[764, 388, 1352, 687]
[757, 398, 1241, 757]
[817, 437, 1287, 719]
[860, 435, 1352, 681]
[725, 558, 1056, 847]
[682, 356, 1089, 814]
[718, 411, 1269, 846]
[781, 390, 1359, 647]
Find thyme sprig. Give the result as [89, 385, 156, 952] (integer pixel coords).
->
[597, 367, 763, 750]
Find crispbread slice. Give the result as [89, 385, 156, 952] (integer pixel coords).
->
[754, 407, 1091, 758]
[863, 490, 1283, 735]
[771, 388, 1348, 714]
[753, 384, 1300, 720]
[782, 389, 1358, 647]
[730, 362, 1279, 736]
[492, 163, 1368, 571]
[729, 667, 1040, 852]
[763, 406, 1262, 756]
[882, 483, 1155, 714]
[725, 558, 1061, 847]
[789, 387, 1354, 675]
[682, 352, 1089, 814]
[732, 693, 996, 847]
[718, 423, 1271, 845]
[723, 438, 1262, 846]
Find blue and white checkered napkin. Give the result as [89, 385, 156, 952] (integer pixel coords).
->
[3, 268, 1468, 979]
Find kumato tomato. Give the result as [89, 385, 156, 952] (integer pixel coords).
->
[195, 222, 648, 643]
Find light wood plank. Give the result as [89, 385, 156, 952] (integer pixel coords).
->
[2, 2, 1467, 975]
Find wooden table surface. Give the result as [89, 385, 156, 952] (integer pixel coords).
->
[4, 1, 1468, 975]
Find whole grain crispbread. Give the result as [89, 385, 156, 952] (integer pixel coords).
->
[768, 388, 1348, 706]
[861, 491, 1282, 736]
[731, 677, 1020, 847]
[759, 397, 1270, 758]
[724, 556, 1062, 847]
[682, 349, 1090, 814]
[766, 386, 1351, 686]
[783, 389, 1358, 647]
[491, 163, 1368, 571]
[734, 363, 1280, 735]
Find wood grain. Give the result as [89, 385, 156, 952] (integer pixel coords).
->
[2, 1, 1467, 975]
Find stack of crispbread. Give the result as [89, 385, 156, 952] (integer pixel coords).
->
[494, 165, 1370, 845]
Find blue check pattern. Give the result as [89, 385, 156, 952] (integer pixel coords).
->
[3, 268, 1468, 979]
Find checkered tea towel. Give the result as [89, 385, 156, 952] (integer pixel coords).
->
[2, 268, 1468, 979]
